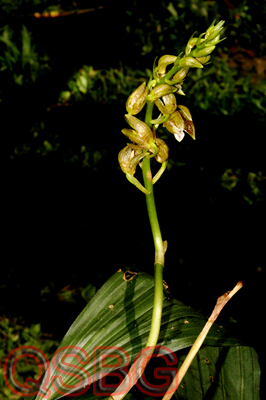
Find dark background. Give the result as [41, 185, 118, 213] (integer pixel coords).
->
[1, 1, 265, 394]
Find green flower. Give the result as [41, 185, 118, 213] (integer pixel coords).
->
[122, 114, 155, 148]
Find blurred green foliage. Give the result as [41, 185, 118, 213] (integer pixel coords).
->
[0, 24, 50, 90]
[58, 65, 149, 105]
[221, 168, 266, 204]
[0, 317, 59, 400]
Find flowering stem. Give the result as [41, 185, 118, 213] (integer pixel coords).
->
[142, 102, 165, 347]
[109, 104, 165, 400]
[113, 21, 226, 400]
[142, 156, 164, 347]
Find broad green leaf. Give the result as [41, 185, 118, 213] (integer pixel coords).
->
[77, 346, 261, 400]
[35, 270, 245, 400]
[175, 345, 260, 400]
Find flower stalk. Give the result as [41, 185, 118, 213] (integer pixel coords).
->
[115, 19, 226, 400]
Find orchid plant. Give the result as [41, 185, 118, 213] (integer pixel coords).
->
[29, 20, 261, 400]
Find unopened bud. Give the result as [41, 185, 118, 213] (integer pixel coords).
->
[155, 93, 177, 115]
[118, 146, 145, 175]
[185, 37, 198, 55]
[176, 87, 186, 96]
[154, 138, 169, 163]
[179, 57, 203, 69]
[185, 37, 205, 55]
[126, 82, 149, 115]
[196, 55, 211, 65]
[172, 67, 190, 83]
[177, 105, 192, 121]
[208, 34, 221, 45]
[123, 114, 154, 148]
[158, 55, 177, 75]
[191, 45, 216, 58]
[205, 20, 225, 41]
[146, 84, 177, 103]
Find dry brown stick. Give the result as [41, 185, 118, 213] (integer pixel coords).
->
[162, 281, 243, 400]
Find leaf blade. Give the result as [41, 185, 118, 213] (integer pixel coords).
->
[35, 271, 246, 400]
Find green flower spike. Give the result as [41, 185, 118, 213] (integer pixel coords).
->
[118, 146, 150, 195]
[146, 84, 177, 103]
[205, 20, 225, 41]
[122, 114, 155, 148]
[126, 82, 149, 115]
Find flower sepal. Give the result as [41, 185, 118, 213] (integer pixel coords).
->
[123, 114, 155, 148]
[126, 82, 149, 115]
[118, 146, 151, 195]
[146, 84, 177, 103]
[179, 57, 203, 69]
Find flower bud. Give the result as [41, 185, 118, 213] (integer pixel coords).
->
[118, 146, 145, 175]
[196, 55, 211, 65]
[126, 82, 149, 115]
[177, 105, 195, 140]
[172, 67, 190, 83]
[163, 110, 185, 142]
[154, 93, 177, 115]
[146, 84, 177, 103]
[179, 57, 203, 69]
[205, 20, 225, 41]
[185, 37, 205, 55]
[158, 55, 177, 75]
[123, 114, 154, 148]
[177, 105, 192, 121]
[185, 37, 198, 55]
[191, 45, 216, 58]
[154, 138, 169, 163]
[176, 86, 186, 96]
[208, 34, 221, 45]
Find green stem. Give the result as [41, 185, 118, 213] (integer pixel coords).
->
[142, 158, 163, 254]
[146, 262, 164, 346]
[110, 92, 165, 400]
[142, 157, 164, 347]
[142, 102, 165, 347]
